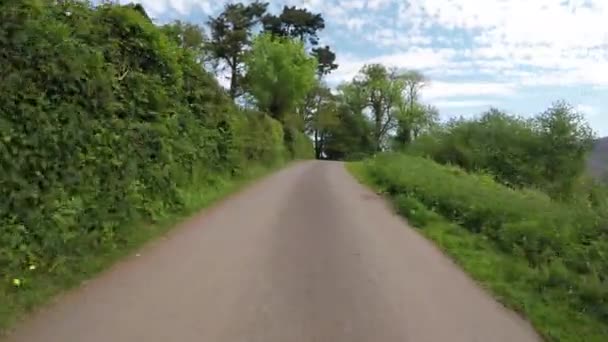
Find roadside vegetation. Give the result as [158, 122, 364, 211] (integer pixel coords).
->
[349, 154, 607, 341]
[0, 0, 325, 331]
[347, 102, 607, 341]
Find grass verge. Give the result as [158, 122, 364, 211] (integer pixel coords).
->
[347, 158, 607, 342]
[0, 162, 287, 335]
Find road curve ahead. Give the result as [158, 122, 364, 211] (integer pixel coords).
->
[6, 161, 540, 342]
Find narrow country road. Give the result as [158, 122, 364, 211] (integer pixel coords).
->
[5, 161, 540, 342]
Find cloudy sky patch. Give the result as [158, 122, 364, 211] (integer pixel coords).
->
[121, 0, 608, 135]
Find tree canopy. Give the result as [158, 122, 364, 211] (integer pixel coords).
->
[207, 1, 268, 98]
[244, 34, 318, 124]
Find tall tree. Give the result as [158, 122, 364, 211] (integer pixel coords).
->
[393, 70, 438, 145]
[244, 34, 317, 123]
[262, 6, 338, 78]
[207, 1, 268, 99]
[346, 64, 404, 151]
[262, 6, 325, 45]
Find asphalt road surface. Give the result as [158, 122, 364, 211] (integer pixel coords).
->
[5, 161, 540, 342]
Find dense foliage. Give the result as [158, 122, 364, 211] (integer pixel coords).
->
[352, 154, 608, 341]
[0, 0, 315, 330]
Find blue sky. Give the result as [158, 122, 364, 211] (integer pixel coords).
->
[122, 0, 608, 136]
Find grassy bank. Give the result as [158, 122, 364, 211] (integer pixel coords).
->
[348, 154, 608, 342]
[0, 162, 286, 334]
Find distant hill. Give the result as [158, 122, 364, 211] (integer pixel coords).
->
[588, 137, 608, 179]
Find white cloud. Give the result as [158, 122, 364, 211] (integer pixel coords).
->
[365, 27, 432, 48]
[576, 104, 599, 117]
[345, 18, 366, 31]
[340, 0, 365, 10]
[433, 100, 493, 108]
[366, 0, 391, 10]
[424, 81, 516, 100]
[167, 0, 190, 14]
[375, 48, 456, 68]
[329, 0, 608, 88]
[402, 0, 608, 87]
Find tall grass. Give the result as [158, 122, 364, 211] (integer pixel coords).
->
[349, 153, 608, 342]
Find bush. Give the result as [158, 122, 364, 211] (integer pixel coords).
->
[355, 153, 608, 341]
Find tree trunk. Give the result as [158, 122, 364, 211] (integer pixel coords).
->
[413, 127, 420, 140]
[229, 57, 238, 99]
[373, 103, 383, 151]
[314, 129, 321, 159]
